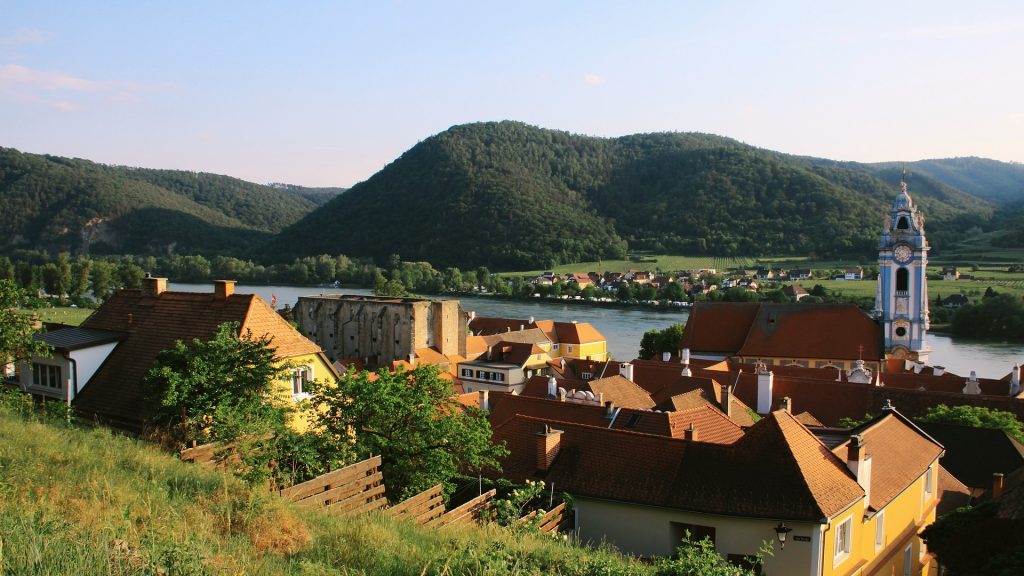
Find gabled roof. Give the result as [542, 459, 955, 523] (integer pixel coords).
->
[834, 409, 944, 511]
[737, 304, 882, 361]
[74, 287, 324, 429]
[492, 410, 864, 522]
[584, 375, 656, 410]
[917, 421, 1024, 490]
[553, 321, 605, 345]
[679, 302, 761, 354]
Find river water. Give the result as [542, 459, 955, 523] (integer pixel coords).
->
[170, 283, 1024, 379]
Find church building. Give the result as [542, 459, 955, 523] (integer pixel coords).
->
[874, 175, 931, 362]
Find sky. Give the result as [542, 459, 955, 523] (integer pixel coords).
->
[2, 1, 1022, 187]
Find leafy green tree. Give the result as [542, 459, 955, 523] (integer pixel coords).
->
[90, 260, 115, 301]
[309, 364, 507, 500]
[142, 322, 289, 448]
[951, 293, 1024, 340]
[917, 404, 1024, 442]
[638, 323, 687, 360]
[0, 280, 52, 366]
[374, 276, 407, 297]
[617, 283, 634, 301]
[69, 257, 92, 299]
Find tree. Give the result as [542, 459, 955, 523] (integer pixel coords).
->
[309, 364, 507, 500]
[638, 323, 687, 360]
[142, 322, 289, 447]
[917, 404, 1024, 443]
[0, 279, 52, 366]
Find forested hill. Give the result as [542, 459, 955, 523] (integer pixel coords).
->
[266, 121, 997, 269]
[871, 157, 1024, 206]
[0, 147, 328, 256]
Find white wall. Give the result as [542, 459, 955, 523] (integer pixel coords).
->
[70, 342, 118, 395]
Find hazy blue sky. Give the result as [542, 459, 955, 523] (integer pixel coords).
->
[2, 1, 1022, 186]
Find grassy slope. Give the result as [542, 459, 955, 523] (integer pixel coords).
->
[0, 397, 648, 576]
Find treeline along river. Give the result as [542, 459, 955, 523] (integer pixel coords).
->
[170, 283, 1024, 380]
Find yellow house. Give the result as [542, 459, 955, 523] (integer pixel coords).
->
[491, 405, 943, 575]
[70, 278, 336, 432]
[467, 316, 608, 362]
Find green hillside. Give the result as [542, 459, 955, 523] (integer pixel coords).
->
[872, 157, 1024, 206]
[266, 122, 999, 269]
[0, 392, 652, 576]
[0, 147, 322, 257]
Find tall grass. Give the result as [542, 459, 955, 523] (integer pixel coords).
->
[0, 391, 649, 575]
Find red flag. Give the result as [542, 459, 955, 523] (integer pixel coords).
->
[271, 293, 278, 307]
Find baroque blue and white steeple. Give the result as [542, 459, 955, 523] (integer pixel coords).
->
[874, 175, 930, 362]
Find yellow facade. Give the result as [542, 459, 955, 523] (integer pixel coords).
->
[822, 462, 938, 576]
[273, 351, 337, 432]
[552, 341, 608, 362]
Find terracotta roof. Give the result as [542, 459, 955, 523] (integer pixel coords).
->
[74, 287, 324, 429]
[465, 335, 489, 358]
[498, 342, 548, 367]
[469, 317, 534, 336]
[737, 304, 882, 361]
[553, 321, 605, 345]
[479, 328, 550, 347]
[793, 411, 825, 427]
[612, 405, 744, 443]
[584, 375, 656, 410]
[492, 410, 864, 522]
[834, 409, 944, 511]
[679, 302, 760, 354]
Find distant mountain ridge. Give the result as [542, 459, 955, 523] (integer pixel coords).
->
[266, 121, 1008, 269]
[0, 147, 341, 256]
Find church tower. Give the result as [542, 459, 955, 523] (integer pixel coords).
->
[874, 174, 930, 362]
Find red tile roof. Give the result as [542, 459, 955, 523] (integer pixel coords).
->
[679, 302, 761, 354]
[737, 304, 882, 361]
[584, 375, 656, 410]
[553, 321, 605, 345]
[833, 410, 944, 511]
[492, 410, 864, 522]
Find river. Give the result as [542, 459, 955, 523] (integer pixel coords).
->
[170, 283, 1024, 379]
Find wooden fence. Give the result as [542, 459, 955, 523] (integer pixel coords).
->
[520, 502, 572, 533]
[279, 455, 387, 516]
[179, 446, 566, 531]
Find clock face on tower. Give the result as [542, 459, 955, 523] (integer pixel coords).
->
[894, 244, 913, 264]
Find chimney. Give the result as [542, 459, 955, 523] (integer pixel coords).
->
[933, 365, 946, 377]
[605, 400, 615, 416]
[478, 390, 489, 413]
[994, 473, 1006, 499]
[558, 387, 567, 402]
[536, 425, 564, 472]
[408, 353, 417, 367]
[620, 362, 634, 382]
[1011, 365, 1021, 396]
[142, 276, 167, 297]
[547, 376, 558, 398]
[684, 423, 698, 441]
[520, 325, 525, 331]
[780, 396, 793, 414]
[681, 348, 691, 365]
[469, 310, 476, 321]
[528, 316, 534, 324]
[720, 383, 732, 417]
[846, 434, 872, 504]
[214, 280, 235, 300]
[681, 366, 692, 377]
[662, 351, 671, 362]
[756, 363, 774, 414]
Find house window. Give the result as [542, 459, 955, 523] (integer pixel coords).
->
[552, 344, 559, 351]
[461, 368, 472, 378]
[582, 372, 593, 380]
[567, 346, 574, 354]
[32, 363, 62, 390]
[924, 465, 934, 499]
[291, 367, 310, 397]
[875, 510, 886, 550]
[670, 522, 716, 547]
[834, 517, 852, 564]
